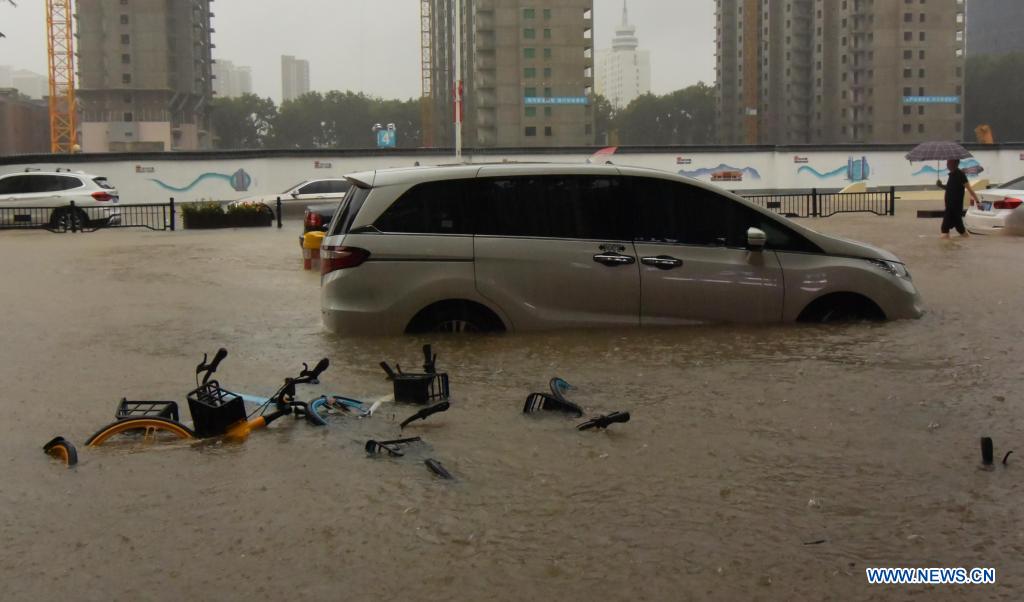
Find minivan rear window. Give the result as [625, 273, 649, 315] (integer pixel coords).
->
[327, 185, 370, 236]
[374, 179, 472, 234]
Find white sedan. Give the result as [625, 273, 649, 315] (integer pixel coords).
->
[966, 175, 1024, 235]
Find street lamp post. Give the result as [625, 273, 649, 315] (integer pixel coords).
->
[454, 0, 463, 161]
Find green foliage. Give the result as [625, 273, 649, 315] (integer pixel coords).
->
[180, 201, 225, 216]
[225, 201, 270, 215]
[965, 53, 1024, 143]
[613, 83, 716, 145]
[591, 94, 615, 145]
[209, 94, 277, 149]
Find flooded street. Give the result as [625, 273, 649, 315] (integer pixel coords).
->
[1, 205, 1022, 601]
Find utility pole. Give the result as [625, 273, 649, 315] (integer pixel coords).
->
[453, 0, 463, 161]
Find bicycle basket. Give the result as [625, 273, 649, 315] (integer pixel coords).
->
[392, 372, 450, 405]
[116, 399, 180, 421]
[186, 380, 246, 437]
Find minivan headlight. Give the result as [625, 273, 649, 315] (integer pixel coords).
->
[868, 259, 911, 280]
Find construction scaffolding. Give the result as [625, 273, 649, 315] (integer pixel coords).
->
[420, 0, 434, 147]
[45, 0, 78, 153]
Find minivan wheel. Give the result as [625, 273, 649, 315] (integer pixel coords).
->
[798, 293, 885, 323]
[406, 301, 505, 334]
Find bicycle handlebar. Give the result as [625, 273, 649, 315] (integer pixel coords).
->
[269, 357, 331, 406]
[197, 348, 229, 385]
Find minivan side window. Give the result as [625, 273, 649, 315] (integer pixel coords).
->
[475, 175, 627, 240]
[374, 179, 472, 235]
[630, 177, 821, 252]
[327, 186, 370, 236]
[0, 175, 33, 195]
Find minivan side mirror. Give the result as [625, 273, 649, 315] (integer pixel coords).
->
[747, 227, 767, 252]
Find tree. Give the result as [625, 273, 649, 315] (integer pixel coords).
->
[965, 53, 1024, 143]
[590, 94, 615, 145]
[613, 83, 716, 145]
[209, 94, 276, 149]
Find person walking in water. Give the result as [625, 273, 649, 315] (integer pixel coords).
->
[936, 158, 979, 239]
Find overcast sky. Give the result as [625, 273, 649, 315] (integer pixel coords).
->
[0, 0, 714, 102]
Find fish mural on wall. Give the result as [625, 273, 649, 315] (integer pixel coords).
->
[911, 158, 985, 177]
[798, 156, 872, 182]
[150, 168, 253, 192]
[679, 164, 762, 180]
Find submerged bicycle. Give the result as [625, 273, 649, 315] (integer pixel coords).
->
[84, 349, 332, 447]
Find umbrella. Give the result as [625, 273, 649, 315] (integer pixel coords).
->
[905, 141, 973, 162]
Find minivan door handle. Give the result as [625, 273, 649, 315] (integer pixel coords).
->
[593, 252, 636, 267]
[640, 255, 683, 270]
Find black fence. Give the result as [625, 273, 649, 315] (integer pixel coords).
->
[0, 200, 176, 232]
[741, 187, 895, 218]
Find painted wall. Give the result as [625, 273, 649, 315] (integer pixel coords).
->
[2, 146, 1022, 203]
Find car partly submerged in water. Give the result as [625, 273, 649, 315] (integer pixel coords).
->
[966, 174, 1024, 236]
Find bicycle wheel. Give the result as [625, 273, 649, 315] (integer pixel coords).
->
[305, 397, 329, 426]
[85, 417, 196, 447]
[43, 436, 78, 467]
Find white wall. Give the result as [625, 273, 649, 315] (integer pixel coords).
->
[2, 147, 1021, 204]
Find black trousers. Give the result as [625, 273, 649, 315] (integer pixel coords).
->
[941, 205, 965, 234]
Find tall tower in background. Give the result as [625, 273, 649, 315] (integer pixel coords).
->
[281, 55, 310, 102]
[76, 0, 214, 152]
[715, 0, 965, 145]
[424, 0, 595, 148]
[595, 1, 651, 110]
[213, 60, 253, 99]
[966, 0, 1024, 57]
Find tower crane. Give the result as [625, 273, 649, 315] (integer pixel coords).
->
[46, 0, 78, 152]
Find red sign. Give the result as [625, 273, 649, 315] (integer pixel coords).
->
[676, 157, 692, 165]
[793, 156, 809, 164]
[1019, 152, 1024, 161]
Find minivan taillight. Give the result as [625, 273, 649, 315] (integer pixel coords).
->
[91, 191, 115, 202]
[994, 197, 1022, 210]
[321, 246, 370, 275]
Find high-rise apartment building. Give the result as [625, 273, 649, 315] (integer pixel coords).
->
[213, 60, 253, 98]
[281, 55, 310, 102]
[423, 0, 595, 148]
[967, 0, 1024, 57]
[76, 0, 214, 152]
[595, 1, 651, 110]
[716, 0, 966, 145]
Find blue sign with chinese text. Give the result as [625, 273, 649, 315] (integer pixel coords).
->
[376, 129, 396, 149]
[902, 96, 960, 104]
[524, 96, 590, 106]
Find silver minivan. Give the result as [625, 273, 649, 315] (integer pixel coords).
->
[320, 164, 922, 335]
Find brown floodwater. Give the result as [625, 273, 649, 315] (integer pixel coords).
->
[1, 206, 1022, 601]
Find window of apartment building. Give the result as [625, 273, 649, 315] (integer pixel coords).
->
[543, 67, 551, 78]
[525, 107, 537, 117]
[903, 87, 912, 95]
[903, 12, 912, 22]
[904, 50, 912, 60]
[918, 106, 925, 115]
[523, 8, 535, 18]
[903, 106, 912, 115]
[919, 13, 926, 22]
[543, 8, 551, 19]
[920, 32, 926, 41]
[544, 126, 553, 137]
[903, 68, 912, 78]
[524, 48, 535, 59]
[122, 73, 131, 84]
[524, 67, 536, 78]
[956, 66, 962, 77]
[904, 31, 913, 41]
[525, 87, 537, 97]
[121, 34, 130, 44]
[956, 104, 962, 114]
[543, 28, 551, 39]
[919, 50, 926, 60]
[525, 127, 537, 137]
[121, 53, 131, 64]
[543, 48, 552, 59]
[544, 87, 552, 97]
[544, 107, 552, 117]
[524, 28, 535, 39]
[120, 14, 129, 25]
[918, 68, 925, 78]
[918, 123, 925, 134]
[903, 124, 911, 133]
[123, 112, 133, 122]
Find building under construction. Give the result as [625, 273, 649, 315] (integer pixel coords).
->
[76, 0, 214, 152]
[421, 0, 595, 148]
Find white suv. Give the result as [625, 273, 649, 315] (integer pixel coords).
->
[320, 164, 923, 335]
[0, 170, 120, 229]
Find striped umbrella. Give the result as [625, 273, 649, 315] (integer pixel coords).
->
[905, 141, 973, 162]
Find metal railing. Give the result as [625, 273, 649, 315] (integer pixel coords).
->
[0, 200, 176, 232]
[740, 187, 895, 218]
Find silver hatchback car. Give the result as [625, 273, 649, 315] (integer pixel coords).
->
[320, 164, 922, 335]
